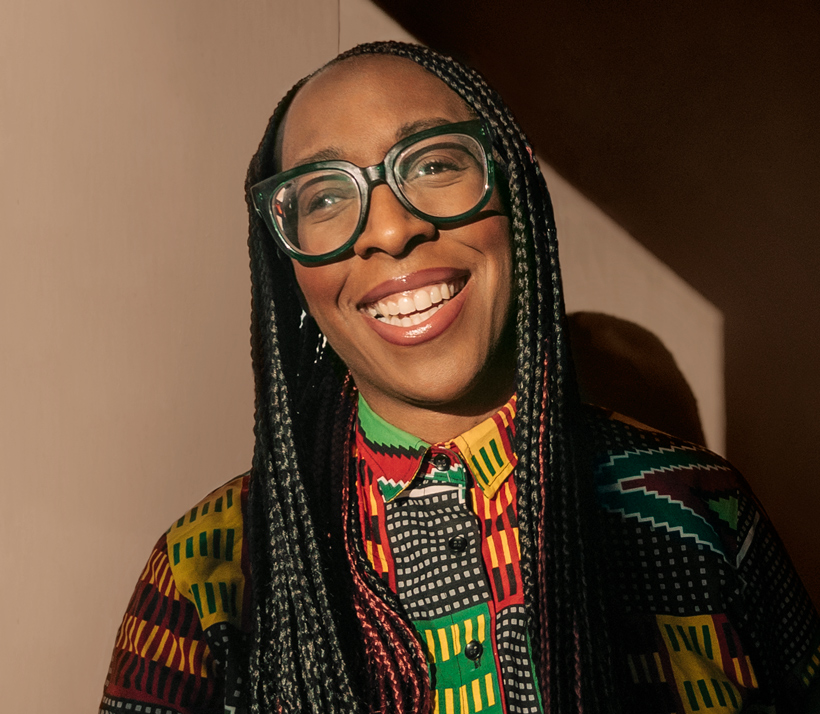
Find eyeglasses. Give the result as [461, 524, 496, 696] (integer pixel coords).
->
[250, 120, 495, 264]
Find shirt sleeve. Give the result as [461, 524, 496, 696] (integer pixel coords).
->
[731, 488, 820, 712]
[585, 405, 820, 712]
[99, 532, 224, 714]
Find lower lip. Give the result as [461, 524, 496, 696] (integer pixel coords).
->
[364, 281, 470, 346]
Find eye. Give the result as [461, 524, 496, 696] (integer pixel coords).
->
[405, 152, 467, 180]
[399, 142, 481, 186]
[305, 190, 344, 213]
[296, 174, 358, 220]
[412, 155, 464, 177]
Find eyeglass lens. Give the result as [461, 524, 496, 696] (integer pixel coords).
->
[270, 132, 487, 256]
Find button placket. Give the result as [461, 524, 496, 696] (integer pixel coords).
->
[432, 452, 452, 472]
[447, 534, 468, 553]
[464, 639, 483, 668]
[427, 447, 465, 501]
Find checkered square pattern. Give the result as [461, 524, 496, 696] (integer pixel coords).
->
[385, 489, 490, 621]
[496, 605, 541, 713]
[601, 513, 733, 616]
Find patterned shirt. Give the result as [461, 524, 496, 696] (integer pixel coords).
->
[355, 394, 540, 713]
[100, 404, 820, 714]
[582, 408, 820, 713]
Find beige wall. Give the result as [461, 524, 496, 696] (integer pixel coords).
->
[0, 1, 720, 711]
[548, 164, 725, 453]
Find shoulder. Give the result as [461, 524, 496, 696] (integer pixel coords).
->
[165, 472, 252, 632]
[581, 404, 749, 563]
[582, 406, 820, 709]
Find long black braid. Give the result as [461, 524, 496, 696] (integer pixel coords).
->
[244, 41, 617, 714]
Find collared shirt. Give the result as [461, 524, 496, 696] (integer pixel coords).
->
[354, 394, 543, 714]
[99, 404, 820, 714]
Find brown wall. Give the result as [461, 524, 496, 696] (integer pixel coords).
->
[548, 164, 724, 453]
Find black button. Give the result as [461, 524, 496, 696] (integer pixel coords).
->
[432, 453, 451, 471]
[464, 640, 483, 662]
[448, 535, 468, 552]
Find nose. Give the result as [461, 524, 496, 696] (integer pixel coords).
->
[353, 184, 436, 258]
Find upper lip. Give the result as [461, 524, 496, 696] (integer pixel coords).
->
[358, 267, 469, 307]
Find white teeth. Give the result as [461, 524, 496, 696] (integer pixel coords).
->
[398, 295, 415, 315]
[364, 278, 467, 326]
[418, 306, 436, 322]
[413, 289, 432, 311]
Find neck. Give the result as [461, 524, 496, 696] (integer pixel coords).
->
[355, 370, 516, 445]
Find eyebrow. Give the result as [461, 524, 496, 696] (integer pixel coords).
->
[291, 117, 458, 169]
[292, 146, 345, 167]
[394, 117, 455, 141]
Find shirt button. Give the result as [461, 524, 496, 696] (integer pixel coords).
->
[465, 640, 483, 662]
[432, 453, 451, 471]
[448, 535, 468, 552]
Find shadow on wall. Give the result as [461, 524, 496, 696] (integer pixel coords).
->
[568, 312, 706, 447]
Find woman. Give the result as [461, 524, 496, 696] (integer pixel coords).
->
[100, 42, 820, 714]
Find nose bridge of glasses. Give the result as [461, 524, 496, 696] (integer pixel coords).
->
[363, 163, 388, 188]
[361, 162, 410, 217]
[355, 163, 435, 256]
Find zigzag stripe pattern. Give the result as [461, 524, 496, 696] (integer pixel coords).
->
[358, 429, 427, 461]
[595, 445, 734, 558]
[104, 534, 217, 712]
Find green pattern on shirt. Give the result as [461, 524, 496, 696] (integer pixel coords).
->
[415, 602, 504, 714]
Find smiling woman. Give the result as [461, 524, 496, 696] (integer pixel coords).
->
[99, 43, 820, 714]
[279, 57, 514, 438]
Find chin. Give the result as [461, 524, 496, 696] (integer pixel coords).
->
[375, 361, 510, 414]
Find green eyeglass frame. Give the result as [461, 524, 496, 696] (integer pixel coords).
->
[250, 119, 496, 264]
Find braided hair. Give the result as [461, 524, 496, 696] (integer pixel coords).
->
[243, 41, 617, 714]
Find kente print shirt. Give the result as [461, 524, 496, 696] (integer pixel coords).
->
[355, 394, 543, 713]
[100, 396, 820, 713]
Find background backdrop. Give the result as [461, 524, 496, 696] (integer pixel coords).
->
[1, 1, 813, 712]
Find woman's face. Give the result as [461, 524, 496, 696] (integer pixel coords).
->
[280, 56, 514, 421]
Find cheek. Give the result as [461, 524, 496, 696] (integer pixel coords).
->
[291, 262, 344, 322]
[485, 233, 515, 346]
[482, 222, 514, 313]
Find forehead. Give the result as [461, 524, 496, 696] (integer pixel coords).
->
[280, 56, 474, 170]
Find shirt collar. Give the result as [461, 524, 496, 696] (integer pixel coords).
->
[356, 394, 518, 501]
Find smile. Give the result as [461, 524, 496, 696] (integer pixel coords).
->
[361, 277, 468, 327]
